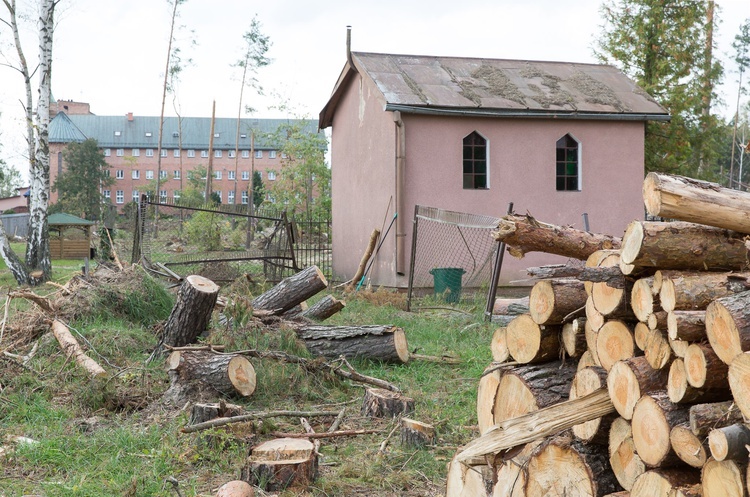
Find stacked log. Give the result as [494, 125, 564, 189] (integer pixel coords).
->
[452, 173, 750, 497]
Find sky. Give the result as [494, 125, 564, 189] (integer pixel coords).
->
[0, 0, 748, 177]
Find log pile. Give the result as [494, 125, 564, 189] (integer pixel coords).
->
[450, 173, 750, 496]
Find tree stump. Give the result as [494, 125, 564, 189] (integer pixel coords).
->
[167, 351, 256, 397]
[361, 388, 414, 418]
[632, 392, 689, 468]
[301, 295, 346, 321]
[506, 314, 562, 364]
[608, 417, 645, 491]
[241, 438, 317, 491]
[670, 425, 708, 468]
[161, 275, 219, 349]
[189, 402, 244, 425]
[252, 265, 328, 315]
[400, 418, 436, 448]
[297, 325, 409, 363]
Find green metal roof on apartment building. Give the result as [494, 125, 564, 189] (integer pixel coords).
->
[49, 113, 320, 150]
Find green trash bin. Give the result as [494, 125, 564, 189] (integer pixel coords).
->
[429, 267, 466, 303]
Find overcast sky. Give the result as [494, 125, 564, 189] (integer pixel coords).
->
[1, 0, 748, 176]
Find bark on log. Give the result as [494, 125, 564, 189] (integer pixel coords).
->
[630, 469, 700, 497]
[188, 402, 244, 426]
[596, 320, 637, 372]
[706, 290, 750, 365]
[241, 438, 317, 491]
[684, 343, 729, 389]
[591, 252, 633, 317]
[660, 271, 750, 313]
[619, 220, 748, 274]
[506, 314, 562, 364]
[647, 310, 669, 331]
[562, 318, 587, 358]
[361, 388, 414, 418]
[631, 392, 689, 468]
[529, 279, 587, 325]
[51, 319, 106, 377]
[643, 172, 750, 233]
[167, 351, 256, 397]
[161, 275, 220, 349]
[301, 295, 345, 321]
[491, 326, 510, 363]
[607, 356, 671, 420]
[400, 418, 436, 448]
[570, 366, 616, 445]
[252, 265, 328, 315]
[585, 249, 622, 295]
[492, 213, 621, 260]
[493, 296, 530, 316]
[525, 435, 620, 497]
[525, 262, 584, 280]
[608, 417, 645, 491]
[702, 458, 746, 497]
[667, 310, 706, 342]
[643, 328, 673, 370]
[297, 325, 409, 363]
[667, 357, 729, 405]
[690, 401, 744, 438]
[669, 424, 708, 468]
[493, 361, 577, 424]
[728, 352, 750, 419]
[630, 277, 658, 323]
[708, 423, 750, 462]
[478, 366, 503, 435]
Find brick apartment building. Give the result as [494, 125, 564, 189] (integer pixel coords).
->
[48, 100, 319, 210]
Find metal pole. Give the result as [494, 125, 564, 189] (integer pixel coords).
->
[582, 212, 590, 232]
[484, 201, 513, 322]
[406, 204, 420, 312]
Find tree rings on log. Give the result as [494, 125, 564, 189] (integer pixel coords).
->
[298, 325, 410, 363]
[167, 351, 256, 397]
[570, 366, 614, 445]
[706, 290, 750, 365]
[702, 458, 746, 497]
[506, 314, 561, 364]
[400, 418, 436, 448]
[708, 424, 750, 462]
[596, 320, 636, 372]
[607, 356, 670, 420]
[630, 468, 700, 497]
[490, 326, 510, 363]
[631, 393, 689, 468]
[684, 343, 728, 390]
[361, 388, 414, 418]
[529, 279, 587, 325]
[670, 425, 708, 468]
[608, 417, 645, 491]
[477, 367, 502, 435]
[241, 437, 316, 491]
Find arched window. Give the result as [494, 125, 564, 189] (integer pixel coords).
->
[556, 134, 580, 191]
[463, 131, 488, 189]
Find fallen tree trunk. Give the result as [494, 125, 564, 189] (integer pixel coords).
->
[506, 314, 562, 364]
[301, 295, 345, 321]
[161, 275, 220, 349]
[706, 290, 750, 364]
[166, 350, 256, 397]
[492, 213, 621, 260]
[51, 319, 106, 378]
[297, 325, 409, 363]
[252, 265, 328, 315]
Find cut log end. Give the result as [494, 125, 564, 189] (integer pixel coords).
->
[620, 219, 645, 267]
[669, 425, 707, 468]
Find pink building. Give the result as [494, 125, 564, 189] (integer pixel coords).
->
[319, 50, 669, 287]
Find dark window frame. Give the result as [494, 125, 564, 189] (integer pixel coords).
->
[556, 134, 580, 191]
[462, 131, 488, 190]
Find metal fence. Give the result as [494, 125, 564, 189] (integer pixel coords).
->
[0, 213, 30, 238]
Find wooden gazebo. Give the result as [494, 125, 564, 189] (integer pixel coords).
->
[48, 213, 94, 259]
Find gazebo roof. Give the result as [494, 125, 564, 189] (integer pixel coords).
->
[48, 213, 95, 226]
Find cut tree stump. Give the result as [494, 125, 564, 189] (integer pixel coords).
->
[252, 265, 328, 315]
[608, 417, 646, 491]
[570, 366, 615, 445]
[361, 388, 414, 418]
[506, 314, 562, 364]
[607, 356, 670, 420]
[706, 290, 750, 364]
[297, 325, 409, 363]
[301, 295, 345, 321]
[166, 351, 256, 397]
[630, 469, 700, 497]
[660, 271, 750, 313]
[241, 438, 317, 491]
[690, 401, 744, 438]
[667, 310, 706, 342]
[477, 366, 502, 435]
[400, 418, 436, 448]
[631, 392, 689, 468]
[684, 343, 728, 389]
[596, 320, 636, 372]
[490, 327, 510, 363]
[669, 424, 708, 468]
[643, 172, 750, 234]
[619, 220, 748, 274]
[528, 279, 587, 325]
[702, 458, 746, 497]
[708, 423, 750, 462]
[161, 275, 220, 349]
[189, 402, 244, 426]
[492, 213, 621, 260]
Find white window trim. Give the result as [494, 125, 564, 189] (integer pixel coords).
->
[187, 149, 195, 158]
[132, 170, 140, 179]
[132, 148, 140, 157]
[146, 170, 154, 180]
[116, 170, 124, 179]
[146, 149, 154, 157]
[241, 150, 250, 158]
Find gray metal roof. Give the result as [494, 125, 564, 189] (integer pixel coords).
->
[50, 114, 319, 149]
[320, 52, 669, 127]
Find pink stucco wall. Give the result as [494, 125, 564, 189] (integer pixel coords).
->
[330, 74, 647, 287]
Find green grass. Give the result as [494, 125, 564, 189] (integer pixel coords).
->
[0, 278, 494, 496]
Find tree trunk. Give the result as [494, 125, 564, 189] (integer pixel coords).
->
[591, 253, 633, 317]
[241, 438, 317, 491]
[669, 425, 708, 468]
[51, 319, 106, 377]
[689, 401, 744, 438]
[562, 318, 587, 358]
[631, 392, 689, 468]
[607, 356, 670, 420]
[702, 458, 746, 497]
[667, 311, 706, 342]
[708, 424, 750, 462]
[630, 277, 658, 323]
[596, 320, 636, 372]
[493, 361, 577, 424]
[684, 343, 728, 389]
[161, 275, 220, 349]
[525, 436, 620, 497]
[361, 388, 414, 418]
[252, 265, 328, 314]
[608, 417, 645, 491]
[728, 352, 750, 419]
[297, 325, 409, 363]
[647, 310, 668, 331]
[630, 469, 700, 497]
[706, 290, 750, 364]
[400, 418, 435, 448]
[493, 213, 621, 260]
[643, 328, 672, 370]
[166, 350, 256, 397]
[477, 366, 502, 435]
[570, 366, 615, 445]
[301, 295, 345, 321]
[585, 249, 622, 295]
[506, 314, 562, 364]
[619, 220, 748, 274]
[188, 402, 244, 426]
[660, 271, 750, 313]
[643, 172, 750, 234]
[529, 279, 587, 325]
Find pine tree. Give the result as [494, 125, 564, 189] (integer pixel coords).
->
[52, 139, 114, 220]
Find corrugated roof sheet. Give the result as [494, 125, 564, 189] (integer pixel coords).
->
[320, 52, 669, 127]
[50, 114, 320, 149]
[48, 213, 95, 226]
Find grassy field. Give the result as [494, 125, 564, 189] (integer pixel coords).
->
[0, 262, 494, 496]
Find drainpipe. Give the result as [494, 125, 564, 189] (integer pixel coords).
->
[394, 111, 406, 274]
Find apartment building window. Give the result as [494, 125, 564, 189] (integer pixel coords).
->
[104, 190, 111, 200]
[159, 190, 167, 202]
[173, 170, 181, 179]
[269, 150, 277, 159]
[114, 131, 121, 137]
[116, 190, 124, 204]
[132, 149, 140, 157]
[146, 149, 154, 157]
[187, 149, 195, 158]
[215, 171, 222, 180]
[214, 150, 222, 158]
[257, 171, 263, 179]
[161, 149, 168, 157]
[281, 152, 287, 159]
[241, 171, 249, 180]
[132, 190, 139, 202]
[255, 150, 263, 159]
[173, 190, 181, 201]
[242, 150, 249, 158]
[241, 191, 248, 204]
[267, 171, 276, 181]
[146, 170, 154, 180]
[132, 170, 140, 179]
[116, 149, 124, 157]
[228, 171, 235, 180]
[116, 170, 124, 179]
[103, 169, 111, 177]
[228, 191, 235, 204]
[228, 150, 236, 158]
[173, 149, 180, 158]
[145, 132, 153, 137]
[104, 148, 111, 157]
[160, 170, 167, 179]
[201, 150, 209, 158]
